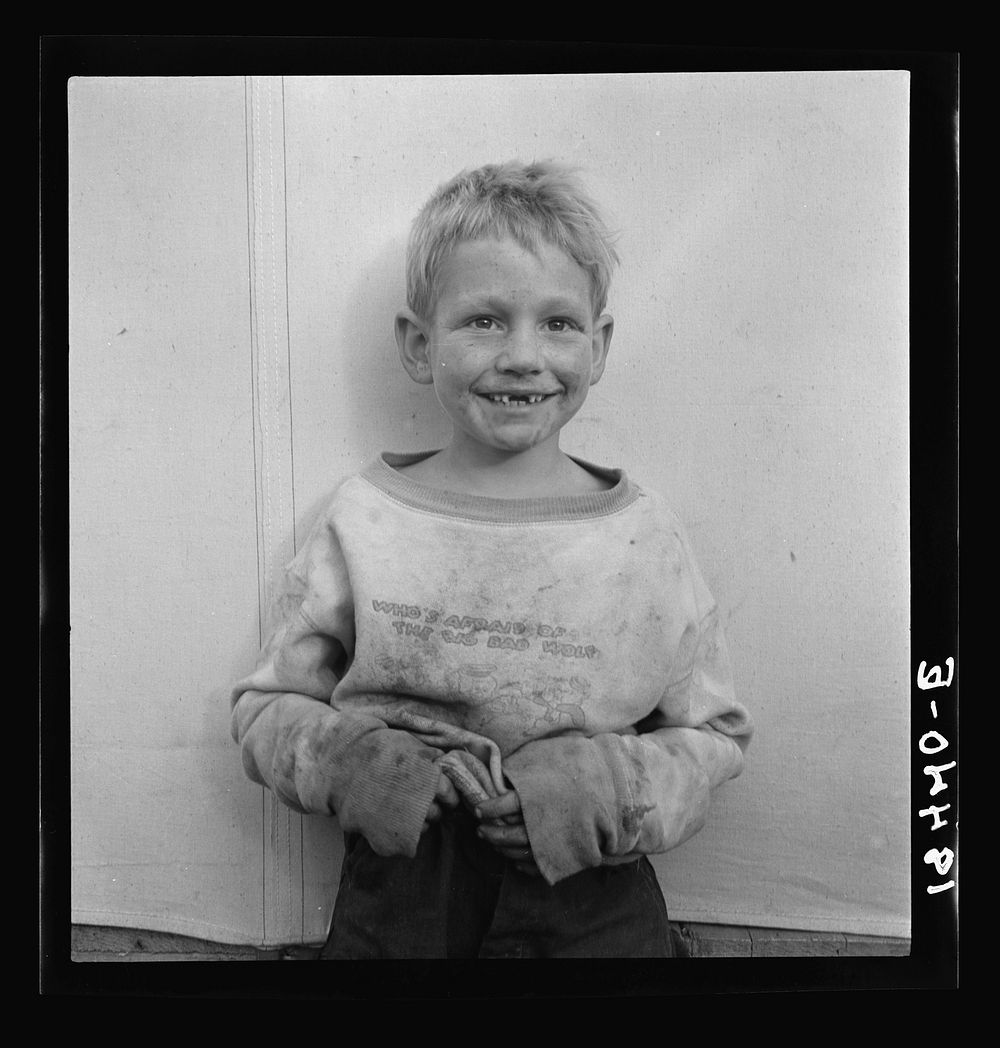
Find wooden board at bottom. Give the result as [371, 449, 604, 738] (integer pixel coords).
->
[69, 923, 910, 961]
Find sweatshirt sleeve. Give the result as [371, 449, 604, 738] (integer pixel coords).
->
[230, 506, 440, 858]
[503, 526, 753, 885]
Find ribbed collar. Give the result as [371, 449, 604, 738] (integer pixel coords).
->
[360, 451, 639, 524]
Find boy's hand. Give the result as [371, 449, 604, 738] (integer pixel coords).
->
[423, 772, 460, 829]
[475, 791, 541, 877]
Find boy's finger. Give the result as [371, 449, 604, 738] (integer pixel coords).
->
[475, 791, 521, 821]
[477, 823, 529, 848]
[436, 776, 461, 807]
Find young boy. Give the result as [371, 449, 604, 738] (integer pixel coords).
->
[230, 160, 752, 959]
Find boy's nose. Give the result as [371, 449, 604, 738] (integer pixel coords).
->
[495, 330, 543, 373]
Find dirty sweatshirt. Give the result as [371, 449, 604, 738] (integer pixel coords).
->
[231, 451, 753, 884]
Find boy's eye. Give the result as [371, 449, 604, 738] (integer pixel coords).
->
[470, 316, 498, 330]
[546, 318, 578, 333]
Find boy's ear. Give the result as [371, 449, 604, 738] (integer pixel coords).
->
[589, 313, 614, 385]
[395, 309, 434, 385]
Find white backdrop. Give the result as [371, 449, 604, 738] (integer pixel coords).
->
[69, 72, 910, 946]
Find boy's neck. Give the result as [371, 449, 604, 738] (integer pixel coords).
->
[398, 439, 610, 499]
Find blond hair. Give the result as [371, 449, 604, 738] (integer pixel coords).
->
[405, 160, 619, 320]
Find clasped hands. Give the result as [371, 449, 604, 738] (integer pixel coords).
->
[424, 765, 540, 877]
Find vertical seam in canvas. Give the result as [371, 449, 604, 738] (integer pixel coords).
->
[271, 79, 294, 936]
[244, 75, 267, 945]
[277, 77, 304, 943]
[253, 79, 273, 617]
[253, 74, 280, 946]
[249, 75, 299, 945]
[241, 75, 305, 947]
[267, 79, 285, 604]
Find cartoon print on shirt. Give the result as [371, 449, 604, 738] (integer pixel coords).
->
[445, 664, 501, 702]
[374, 653, 432, 693]
[366, 601, 603, 745]
[526, 676, 589, 733]
[442, 666, 590, 740]
[465, 673, 523, 729]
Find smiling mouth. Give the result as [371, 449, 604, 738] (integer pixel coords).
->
[479, 393, 556, 406]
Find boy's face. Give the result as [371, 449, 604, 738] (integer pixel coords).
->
[397, 236, 613, 460]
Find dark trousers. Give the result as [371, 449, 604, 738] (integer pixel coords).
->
[321, 810, 682, 959]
